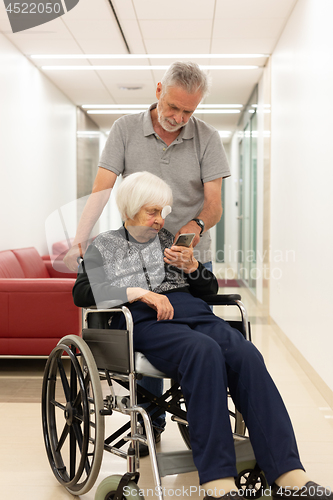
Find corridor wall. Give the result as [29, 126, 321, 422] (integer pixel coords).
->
[270, 0, 333, 396]
[0, 34, 76, 255]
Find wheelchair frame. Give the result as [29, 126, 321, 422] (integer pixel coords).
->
[41, 293, 266, 500]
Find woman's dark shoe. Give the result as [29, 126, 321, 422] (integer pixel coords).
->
[138, 427, 163, 457]
[272, 481, 333, 500]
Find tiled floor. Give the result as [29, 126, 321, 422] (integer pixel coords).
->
[1, 286, 333, 499]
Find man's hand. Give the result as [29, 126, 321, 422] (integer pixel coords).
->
[63, 245, 82, 271]
[173, 220, 201, 247]
[128, 289, 174, 321]
[164, 245, 199, 274]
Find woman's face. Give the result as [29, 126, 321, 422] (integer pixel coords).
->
[125, 205, 165, 242]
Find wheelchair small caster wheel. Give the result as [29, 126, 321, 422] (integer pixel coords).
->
[235, 468, 267, 499]
[95, 474, 144, 500]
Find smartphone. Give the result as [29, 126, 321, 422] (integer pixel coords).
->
[174, 233, 196, 247]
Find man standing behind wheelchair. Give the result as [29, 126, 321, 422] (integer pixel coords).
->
[65, 61, 230, 454]
[73, 171, 332, 500]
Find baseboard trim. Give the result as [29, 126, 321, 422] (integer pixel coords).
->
[269, 317, 333, 410]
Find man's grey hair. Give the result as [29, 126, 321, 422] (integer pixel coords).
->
[116, 171, 173, 221]
[161, 61, 211, 98]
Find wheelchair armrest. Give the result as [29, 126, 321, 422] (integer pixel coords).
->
[84, 293, 243, 310]
[201, 293, 242, 305]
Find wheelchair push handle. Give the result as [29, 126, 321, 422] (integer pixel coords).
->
[76, 243, 86, 272]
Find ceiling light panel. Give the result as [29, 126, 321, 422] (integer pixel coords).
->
[86, 109, 241, 115]
[31, 53, 268, 59]
[81, 104, 243, 109]
[42, 65, 260, 70]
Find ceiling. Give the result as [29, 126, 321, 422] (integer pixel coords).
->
[0, 0, 299, 139]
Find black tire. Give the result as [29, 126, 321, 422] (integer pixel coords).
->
[42, 335, 104, 495]
[178, 420, 192, 449]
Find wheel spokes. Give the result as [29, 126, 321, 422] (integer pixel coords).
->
[56, 422, 70, 453]
[70, 426, 77, 480]
[57, 358, 71, 403]
[50, 399, 66, 411]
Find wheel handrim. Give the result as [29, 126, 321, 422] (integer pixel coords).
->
[43, 343, 90, 487]
[42, 336, 104, 495]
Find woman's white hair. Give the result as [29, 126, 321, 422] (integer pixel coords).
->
[116, 171, 173, 221]
[161, 61, 211, 98]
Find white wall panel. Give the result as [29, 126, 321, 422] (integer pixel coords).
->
[0, 34, 76, 255]
[270, 0, 333, 392]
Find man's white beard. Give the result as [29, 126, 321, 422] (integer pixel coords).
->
[157, 103, 185, 132]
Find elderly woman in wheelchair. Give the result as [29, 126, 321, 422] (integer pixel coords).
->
[69, 171, 331, 500]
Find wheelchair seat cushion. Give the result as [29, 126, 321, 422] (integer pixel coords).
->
[135, 352, 167, 378]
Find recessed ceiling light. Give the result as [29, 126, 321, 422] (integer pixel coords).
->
[249, 109, 271, 113]
[87, 110, 147, 115]
[87, 109, 241, 115]
[81, 104, 243, 109]
[77, 131, 101, 136]
[238, 131, 271, 138]
[118, 85, 143, 91]
[42, 65, 260, 71]
[198, 104, 243, 108]
[31, 53, 269, 59]
[82, 104, 149, 109]
[194, 110, 241, 114]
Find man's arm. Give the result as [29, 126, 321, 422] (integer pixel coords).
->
[63, 168, 118, 271]
[174, 178, 223, 247]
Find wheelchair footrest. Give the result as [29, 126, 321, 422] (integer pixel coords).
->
[157, 450, 197, 477]
[156, 439, 255, 478]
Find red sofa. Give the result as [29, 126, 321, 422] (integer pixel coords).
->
[41, 238, 74, 266]
[0, 247, 81, 356]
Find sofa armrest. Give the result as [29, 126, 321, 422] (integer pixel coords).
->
[0, 278, 75, 292]
[44, 260, 77, 279]
[0, 278, 81, 339]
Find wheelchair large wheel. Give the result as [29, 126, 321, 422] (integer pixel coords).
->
[95, 475, 144, 500]
[42, 335, 105, 495]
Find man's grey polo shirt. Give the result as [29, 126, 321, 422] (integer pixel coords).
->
[99, 103, 231, 263]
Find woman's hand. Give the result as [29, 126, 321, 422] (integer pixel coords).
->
[164, 245, 199, 274]
[127, 288, 174, 321]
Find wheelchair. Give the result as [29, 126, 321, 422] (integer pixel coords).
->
[41, 292, 267, 500]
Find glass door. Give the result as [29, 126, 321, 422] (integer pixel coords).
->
[237, 112, 257, 293]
